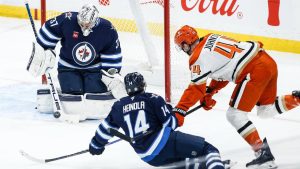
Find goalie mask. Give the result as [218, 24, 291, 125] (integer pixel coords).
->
[77, 4, 99, 36]
[124, 72, 146, 96]
[174, 25, 199, 55]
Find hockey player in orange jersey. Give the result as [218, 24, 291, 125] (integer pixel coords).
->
[172, 25, 300, 169]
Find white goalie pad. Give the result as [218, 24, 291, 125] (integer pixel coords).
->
[101, 69, 127, 99]
[37, 89, 116, 120]
[27, 42, 56, 77]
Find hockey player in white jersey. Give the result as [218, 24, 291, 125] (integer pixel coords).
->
[172, 25, 300, 169]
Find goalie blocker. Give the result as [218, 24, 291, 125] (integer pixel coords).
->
[36, 69, 127, 120]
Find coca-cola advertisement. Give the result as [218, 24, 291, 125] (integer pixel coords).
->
[1, 0, 299, 41]
[180, 0, 280, 26]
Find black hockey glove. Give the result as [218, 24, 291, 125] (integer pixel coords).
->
[89, 137, 105, 155]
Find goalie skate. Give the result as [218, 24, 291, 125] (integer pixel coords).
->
[246, 138, 277, 169]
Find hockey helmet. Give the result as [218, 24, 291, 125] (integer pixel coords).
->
[77, 4, 99, 36]
[124, 72, 146, 96]
[174, 25, 199, 53]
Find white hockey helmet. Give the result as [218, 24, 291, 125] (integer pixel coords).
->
[77, 4, 99, 36]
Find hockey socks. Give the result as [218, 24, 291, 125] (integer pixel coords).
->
[275, 93, 300, 114]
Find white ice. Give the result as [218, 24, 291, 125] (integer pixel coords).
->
[0, 16, 300, 169]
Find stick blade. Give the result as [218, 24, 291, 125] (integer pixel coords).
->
[19, 150, 46, 163]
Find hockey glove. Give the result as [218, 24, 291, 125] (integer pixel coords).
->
[202, 93, 216, 111]
[89, 137, 105, 155]
[201, 85, 219, 111]
[27, 42, 56, 77]
[173, 107, 186, 127]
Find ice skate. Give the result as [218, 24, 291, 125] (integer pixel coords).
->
[246, 138, 277, 169]
[292, 90, 300, 99]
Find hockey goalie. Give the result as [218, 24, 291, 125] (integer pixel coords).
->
[26, 4, 127, 122]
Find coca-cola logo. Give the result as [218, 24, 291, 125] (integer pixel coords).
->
[181, 0, 280, 26]
[181, 0, 239, 16]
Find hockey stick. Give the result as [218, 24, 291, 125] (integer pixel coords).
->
[109, 104, 203, 144]
[20, 139, 122, 163]
[24, 1, 80, 123]
[24, 0, 46, 84]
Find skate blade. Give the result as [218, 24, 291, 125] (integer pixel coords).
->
[258, 161, 278, 169]
[247, 161, 278, 169]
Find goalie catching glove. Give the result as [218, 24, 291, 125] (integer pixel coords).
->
[27, 42, 56, 77]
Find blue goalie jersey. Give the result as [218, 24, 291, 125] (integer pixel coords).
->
[93, 92, 179, 162]
[37, 12, 122, 71]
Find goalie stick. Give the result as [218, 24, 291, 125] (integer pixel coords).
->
[108, 104, 203, 144]
[19, 139, 122, 163]
[25, 1, 80, 123]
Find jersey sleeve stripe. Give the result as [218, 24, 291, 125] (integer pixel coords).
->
[96, 127, 113, 140]
[90, 142, 102, 149]
[102, 120, 118, 130]
[37, 31, 57, 48]
[41, 25, 62, 41]
[191, 71, 211, 83]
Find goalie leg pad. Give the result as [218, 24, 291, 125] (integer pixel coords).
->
[27, 42, 56, 77]
[37, 89, 53, 113]
[83, 92, 115, 119]
[36, 89, 114, 120]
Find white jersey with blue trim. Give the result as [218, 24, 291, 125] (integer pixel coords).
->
[37, 12, 122, 71]
[92, 92, 178, 162]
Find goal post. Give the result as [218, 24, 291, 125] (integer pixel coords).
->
[164, 0, 171, 102]
[40, 0, 47, 84]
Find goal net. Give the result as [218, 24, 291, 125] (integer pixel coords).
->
[40, 0, 190, 103]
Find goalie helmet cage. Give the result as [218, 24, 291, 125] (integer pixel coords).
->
[40, 0, 189, 103]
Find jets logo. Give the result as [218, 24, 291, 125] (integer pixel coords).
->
[72, 42, 96, 66]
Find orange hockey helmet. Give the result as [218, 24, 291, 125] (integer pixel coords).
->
[174, 25, 199, 51]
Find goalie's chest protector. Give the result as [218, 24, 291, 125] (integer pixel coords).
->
[58, 17, 120, 68]
[38, 12, 121, 69]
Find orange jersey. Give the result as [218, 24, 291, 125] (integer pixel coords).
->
[176, 34, 262, 111]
